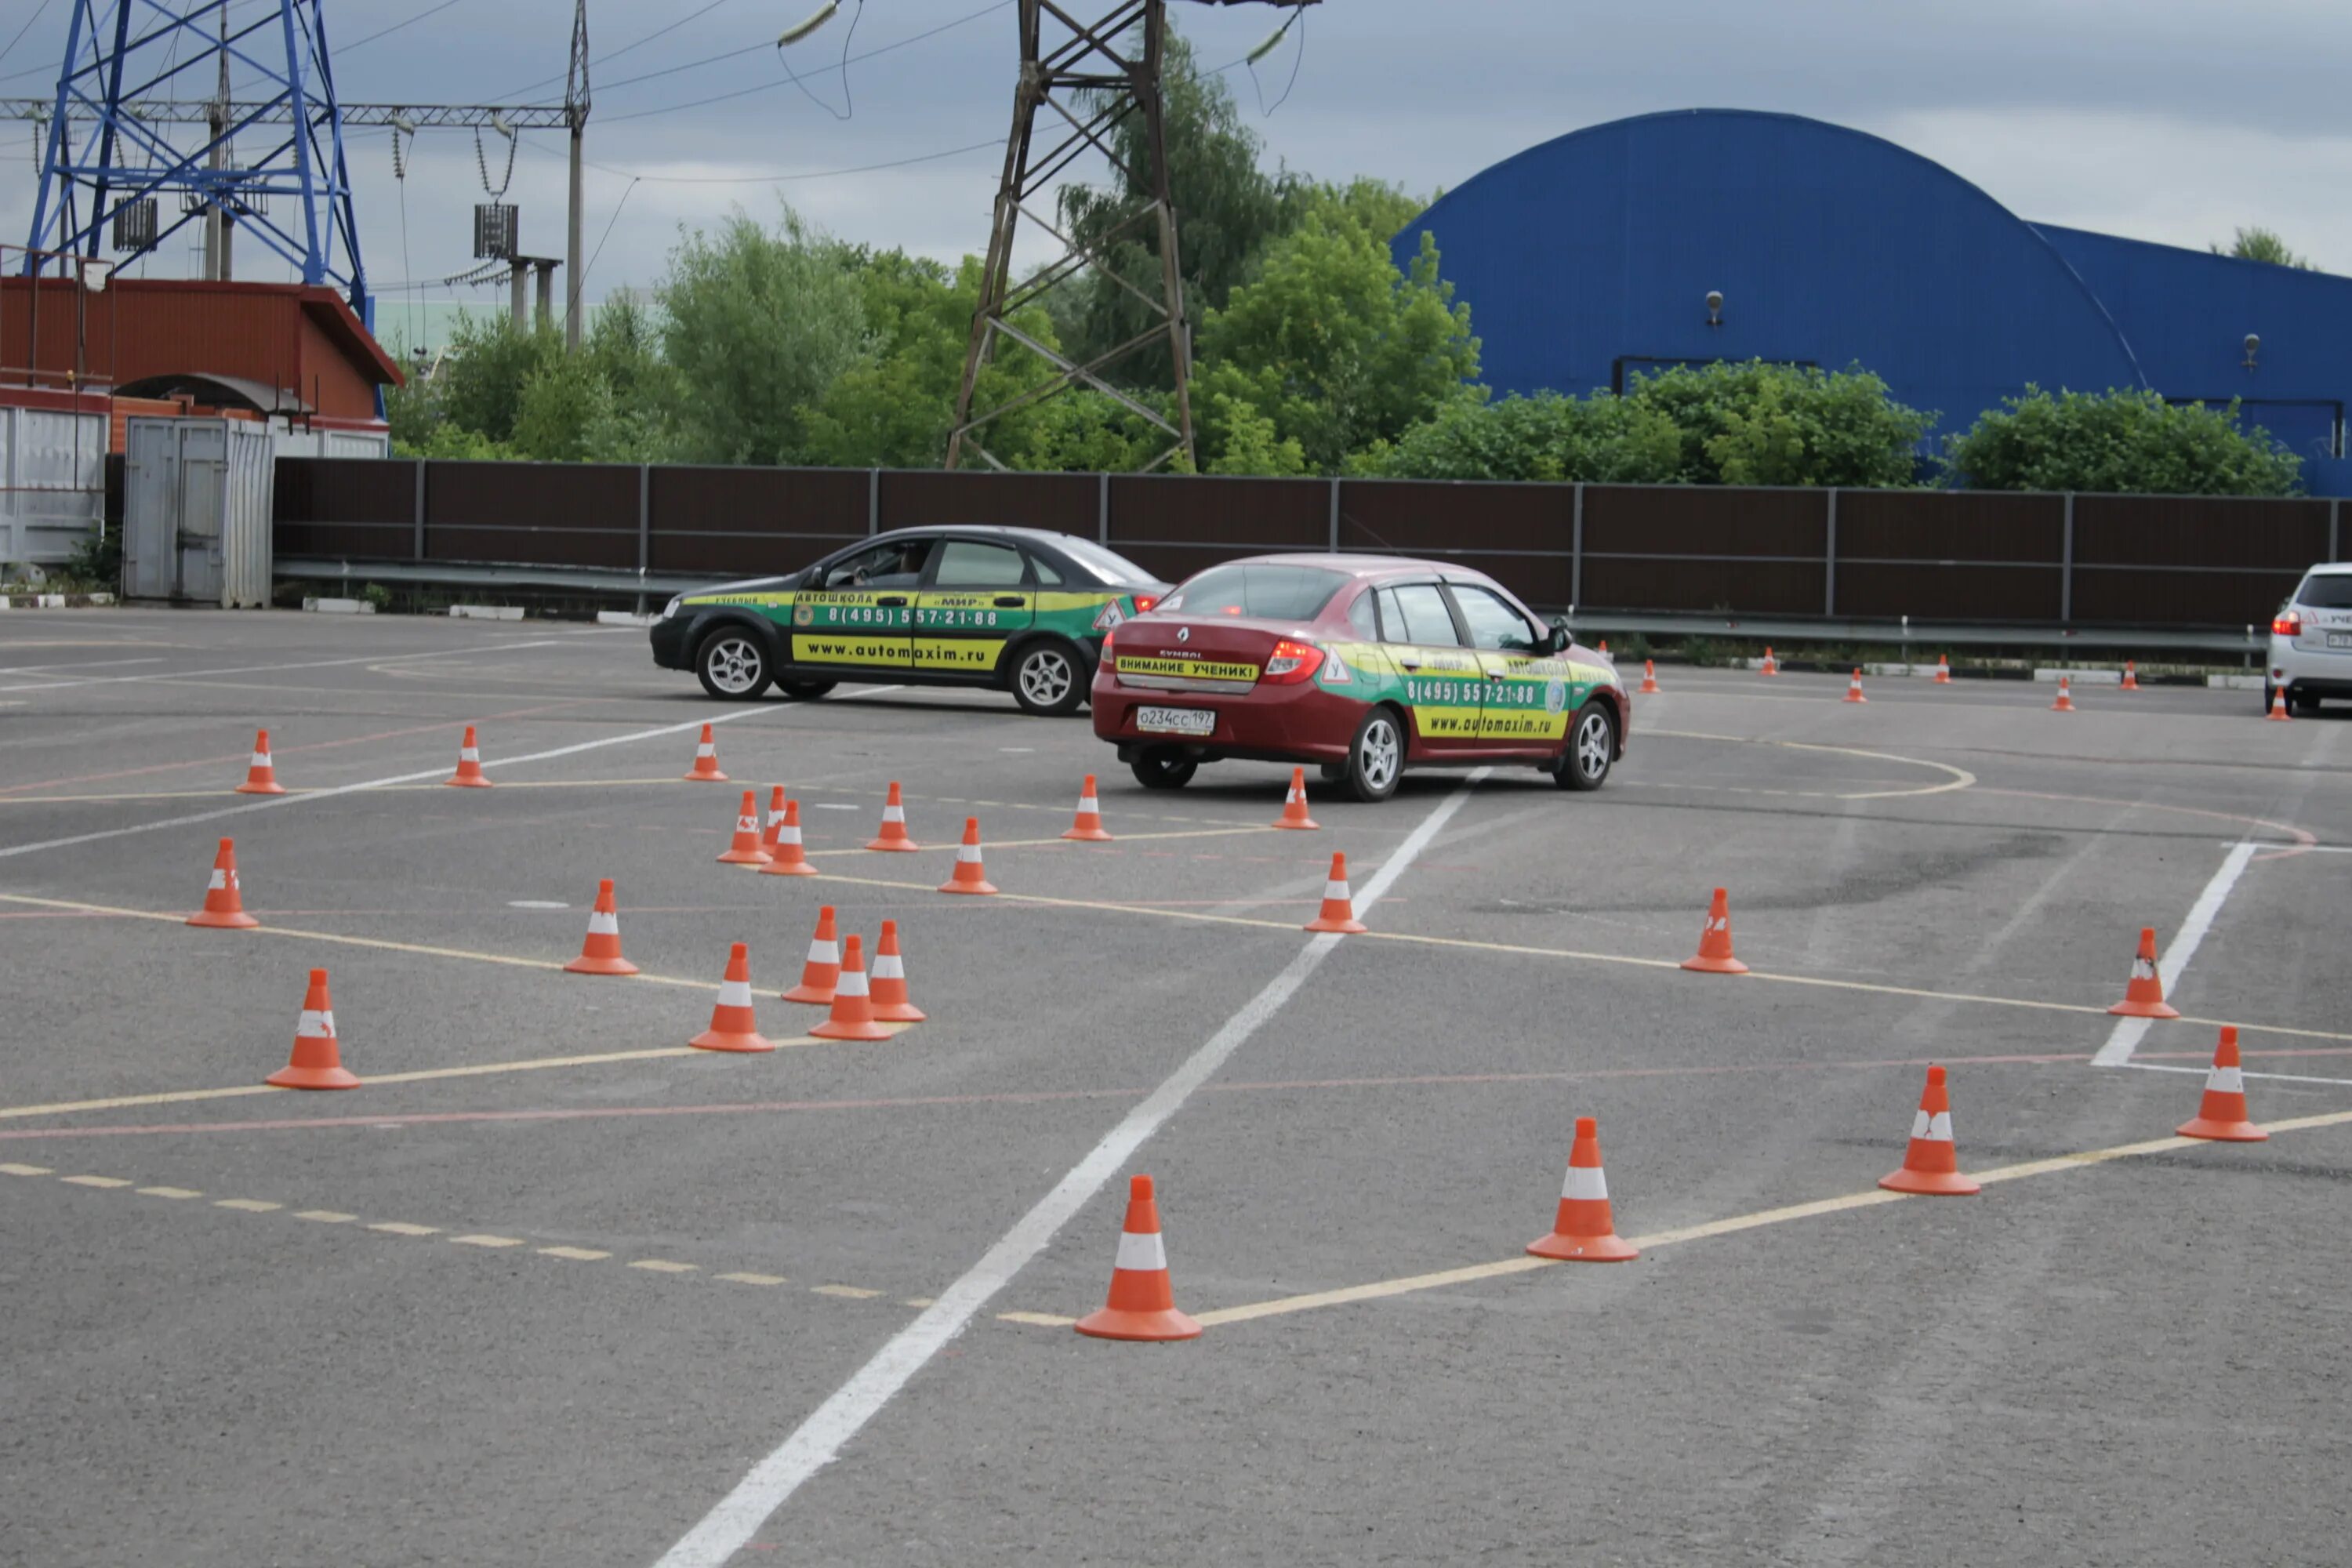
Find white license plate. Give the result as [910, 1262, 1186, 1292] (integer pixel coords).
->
[1137, 705, 1215, 736]
[2328, 633, 2352, 650]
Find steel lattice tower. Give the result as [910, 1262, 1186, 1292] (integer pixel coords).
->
[24, 0, 365, 315]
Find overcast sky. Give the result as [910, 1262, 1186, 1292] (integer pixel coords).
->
[2, 0, 2348, 339]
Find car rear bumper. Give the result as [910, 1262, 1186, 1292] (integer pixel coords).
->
[2267, 636, 2352, 692]
[1091, 674, 1362, 763]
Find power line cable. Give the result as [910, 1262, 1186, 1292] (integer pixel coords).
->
[339, 0, 470, 54]
[0, 0, 56, 71]
[494, 0, 739, 101]
[520, 129, 998, 185]
[586, 0, 1009, 119]
[775, 0, 861, 122]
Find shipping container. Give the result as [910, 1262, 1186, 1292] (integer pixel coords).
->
[123, 416, 276, 606]
[0, 390, 107, 568]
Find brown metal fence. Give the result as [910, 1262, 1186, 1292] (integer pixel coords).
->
[274, 457, 2347, 630]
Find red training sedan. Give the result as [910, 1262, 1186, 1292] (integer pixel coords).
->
[1090, 555, 1630, 802]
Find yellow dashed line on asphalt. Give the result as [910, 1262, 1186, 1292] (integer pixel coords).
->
[2, 1161, 56, 1176]
[135, 1185, 202, 1200]
[999, 1106, 2352, 1331]
[629, 1258, 699, 1274]
[369, 1221, 440, 1237]
[293, 1210, 357, 1223]
[718, 1272, 788, 1287]
[60, 1174, 131, 1188]
[451, 1233, 525, 1248]
[811, 1283, 881, 1299]
[215, 1198, 281, 1212]
[539, 1245, 611, 1261]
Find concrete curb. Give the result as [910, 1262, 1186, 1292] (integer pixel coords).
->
[0, 591, 115, 609]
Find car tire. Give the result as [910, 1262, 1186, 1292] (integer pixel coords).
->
[775, 679, 837, 702]
[695, 627, 773, 702]
[1130, 750, 1199, 790]
[1010, 637, 1087, 717]
[1342, 706, 1406, 804]
[2263, 682, 2282, 717]
[2292, 691, 2323, 715]
[1555, 700, 1617, 791]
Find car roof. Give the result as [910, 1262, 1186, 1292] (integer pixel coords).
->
[1196, 552, 1483, 581]
[2304, 563, 2352, 576]
[875, 524, 1081, 548]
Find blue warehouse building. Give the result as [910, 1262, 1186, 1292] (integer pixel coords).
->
[1395, 109, 2352, 495]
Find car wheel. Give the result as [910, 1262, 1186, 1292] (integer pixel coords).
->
[1555, 700, 1616, 791]
[695, 629, 773, 701]
[1343, 706, 1405, 804]
[776, 679, 837, 701]
[1011, 638, 1087, 717]
[1130, 750, 1199, 790]
[2263, 682, 2281, 717]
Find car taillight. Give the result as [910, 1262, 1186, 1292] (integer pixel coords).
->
[2274, 612, 2302, 637]
[1132, 594, 1159, 614]
[1260, 639, 1326, 684]
[1099, 626, 1116, 652]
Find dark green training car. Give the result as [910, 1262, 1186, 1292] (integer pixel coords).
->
[648, 525, 1168, 717]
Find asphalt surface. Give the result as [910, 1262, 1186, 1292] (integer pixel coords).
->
[2, 608, 2347, 1567]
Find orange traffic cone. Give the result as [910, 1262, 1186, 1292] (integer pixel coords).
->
[683, 722, 728, 781]
[866, 781, 918, 851]
[691, 941, 773, 1052]
[2107, 926, 2179, 1019]
[869, 918, 926, 1023]
[1062, 775, 1114, 842]
[187, 837, 260, 929]
[1879, 1065, 1979, 1195]
[1638, 659, 1660, 695]
[2267, 687, 2292, 722]
[445, 725, 492, 787]
[938, 817, 998, 895]
[267, 968, 359, 1089]
[1681, 887, 1747, 974]
[1305, 851, 1367, 934]
[717, 789, 772, 866]
[1759, 647, 1779, 677]
[2051, 675, 2076, 713]
[1598, 638, 1610, 656]
[234, 728, 285, 794]
[782, 906, 840, 1004]
[1844, 668, 1867, 702]
[2176, 1025, 2267, 1142]
[1074, 1174, 1202, 1341]
[758, 797, 817, 877]
[1527, 1116, 1639, 1261]
[564, 878, 638, 975]
[756, 785, 787, 857]
[810, 932, 893, 1041]
[1933, 655, 1951, 684]
[2120, 660, 2140, 691]
[1274, 767, 1319, 830]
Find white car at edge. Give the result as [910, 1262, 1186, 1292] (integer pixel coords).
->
[2267, 562, 2352, 714]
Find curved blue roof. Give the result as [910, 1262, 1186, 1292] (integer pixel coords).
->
[1395, 109, 2352, 483]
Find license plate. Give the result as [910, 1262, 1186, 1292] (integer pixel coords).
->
[2328, 633, 2352, 650]
[1137, 705, 1215, 736]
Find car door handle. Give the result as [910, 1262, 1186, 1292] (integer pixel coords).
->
[876, 596, 909, 608]
[993, 595, 1025, 608]
[1397, 659, 1422, 671]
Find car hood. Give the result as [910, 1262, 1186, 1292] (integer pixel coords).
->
[681, 575, 795, 600]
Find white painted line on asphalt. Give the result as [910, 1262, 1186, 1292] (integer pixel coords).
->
[0, 656, 165, 677]
[2121, 1061, 2352, 1090]
[0, 639, 571, 694]
[651, 768, 1494, 1568]
[0, 706, 775, 862]
[2090, 840, 2259, 1068]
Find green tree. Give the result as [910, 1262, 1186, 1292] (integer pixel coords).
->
[1352, 391, 1682, 483]
[509, 354, 617, 463]
[658, 205, 870, 465]
[433, 313, 565, 445]
[1000, 389, 1179, 474]
[1203, 392, 1306, 476]
[1192, 206, 1477, 474]
[1943, 387, 2303, 495]
[1055, 27, 1287, 390]
[2212, 226, 2314, 270]
[1622, 361, 1933, 487]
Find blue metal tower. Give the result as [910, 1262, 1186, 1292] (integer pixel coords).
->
[24, 0, 365, 315]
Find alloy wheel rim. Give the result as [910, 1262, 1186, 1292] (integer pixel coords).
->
[1362, 718, 1400, 790]
[1022, 652, 1072, 704]
[708, 638, 760, 694]
[1576, 711, 1610, 777]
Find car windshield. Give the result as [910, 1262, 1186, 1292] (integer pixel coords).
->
[1053, 537, 1160, 586]
[1162, 564, 1346, 620]
[2296, 573, 2352, 609]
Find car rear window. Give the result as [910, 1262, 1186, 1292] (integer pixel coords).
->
[2296, 573, 2352, 609]
[1054, 537, 1160, 586]
[1162, 564, 1346, 621]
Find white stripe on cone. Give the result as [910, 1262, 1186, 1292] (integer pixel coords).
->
[883, 805, 906, 822]
[695, 742, 717, 757]
[958, 844, 983, 864]
[1561, 1165, 1608, 1201]
[1323, 879, 1349, 900]
[587, 910, 619, 936]
[1910, 1109, 1955, 1141]
[836, 969, 869, 999]
[777, 826, 802, 845]
[718, 979, 753, 1007]
[2132, 957, 2157, 980]
[871, 953, 905, 980]
[206, 869, 228, 890]
[249, 751, 270, 767]
[735, 815, 757, 833]
[461, 747, 481, 762]
[297, 1009, 336, 1037]
[1114, 1229, 1169, 1273]
[1077, 792, 1098, 811]
[2208, 1067, 2246, 1093]
[808, 940, 839, 964]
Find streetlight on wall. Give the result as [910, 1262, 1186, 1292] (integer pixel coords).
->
[2242, 332, 2260, 371]
[1706, 289, 1723, 327]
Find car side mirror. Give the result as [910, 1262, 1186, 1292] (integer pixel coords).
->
[1543, 625, 1570, 655]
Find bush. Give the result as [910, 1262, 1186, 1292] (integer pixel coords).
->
[1943, 387, 2303, 495]
[64, 524, 122, 593]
